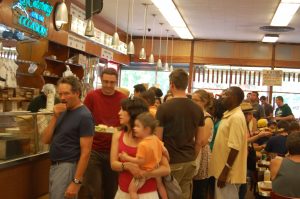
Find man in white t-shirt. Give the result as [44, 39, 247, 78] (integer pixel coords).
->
[209, 86, 248, 199]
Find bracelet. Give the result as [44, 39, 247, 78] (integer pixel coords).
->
[225, 163, 232, 169]
[121, 162, 125, 171]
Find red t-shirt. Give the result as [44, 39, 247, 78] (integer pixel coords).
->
[84, 89, 126, 152]
[118, 132, 157, 193]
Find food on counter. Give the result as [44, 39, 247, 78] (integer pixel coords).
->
[95, 124, 115, 133]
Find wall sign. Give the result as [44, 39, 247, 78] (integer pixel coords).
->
[67, 34, 86, 51]
[12, 0, 53, 37]
[262, 70, 283, 86]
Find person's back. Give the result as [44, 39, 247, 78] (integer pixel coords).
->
[272, 158, 300, 197]
[157, 98, 203, 163]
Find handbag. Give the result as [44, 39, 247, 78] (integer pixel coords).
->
[162, 175, 182, 199]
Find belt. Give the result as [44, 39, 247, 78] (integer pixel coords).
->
[51, 161, 76, 165]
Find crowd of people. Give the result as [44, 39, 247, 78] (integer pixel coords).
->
[41, 68, 300, 199]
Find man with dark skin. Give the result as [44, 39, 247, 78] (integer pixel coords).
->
[209, 87, 248, 199]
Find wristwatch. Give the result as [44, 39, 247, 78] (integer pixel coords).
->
[72, 178, 82, 185]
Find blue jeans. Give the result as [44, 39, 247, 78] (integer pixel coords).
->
[49, 162, 77, 199]
[78, 150, 118, 199]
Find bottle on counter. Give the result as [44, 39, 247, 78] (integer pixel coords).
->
[264, 168, 271, 181]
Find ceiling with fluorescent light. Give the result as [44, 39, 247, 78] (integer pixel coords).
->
[80, 0, 300, 43]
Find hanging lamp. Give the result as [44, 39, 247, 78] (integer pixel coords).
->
[164, 29, 169, 71]
[157, 23, 163, 69]
[54, 0, 68, 30]
[85, 0, 94, 37]
[127, 0, 135, 55]
[169, 35, 174, 72]
[148, 14, 156, 64]
[139, 4, 149, 60]
[112, 0, 120, 47]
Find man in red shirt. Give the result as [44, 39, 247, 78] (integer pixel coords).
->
[78, 68, 127, 199]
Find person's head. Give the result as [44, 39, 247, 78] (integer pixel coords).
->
[289, 121, 300, 133]
[154, 97, 162, 107]
[134, 112, 158, 138]
[100, 68, 118, 96]
[268, 121, 277, 130]
[140, 90, 156, 106]
[275, 96, 284, 107]
[286, 131, 300, 155]
[277, 120, 290, 134]
[192, 89, 213, 111]
[163, 91, 173, 102]
[250, 91, 259, 102]
[57, 76, 82, 110]
[169, 68, 188, 91]
[221, 86, 244, 111]
[212, 98, 226, 121]
[240, 102, 255, 123]
[119, 97, 149, 132]
[260, 96, 267, 105]
[246, 92, 251, 101]
[148, 86, 163, 98]
[133, 84, 146, 97]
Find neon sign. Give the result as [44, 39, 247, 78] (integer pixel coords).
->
[12, 0, 53, 37]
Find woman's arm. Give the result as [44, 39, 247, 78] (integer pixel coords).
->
[110, 131, 123, 172]
[270, 156, 283, 180]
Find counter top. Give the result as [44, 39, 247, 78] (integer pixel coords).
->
[0, 151, 49, 170]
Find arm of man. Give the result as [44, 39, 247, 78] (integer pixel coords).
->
[217, 148, 239, 188]
[275, 115, 294, 121]
[41, 103, 66, 144]
[270, 156, 283, 180]
[64, 135, 93, 198]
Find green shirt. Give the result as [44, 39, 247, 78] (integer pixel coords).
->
[275, 104, 293, 117]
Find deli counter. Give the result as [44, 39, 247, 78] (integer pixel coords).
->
[0, 111, 53, 199]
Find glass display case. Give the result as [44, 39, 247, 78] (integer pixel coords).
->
[0, 111, 52, 165]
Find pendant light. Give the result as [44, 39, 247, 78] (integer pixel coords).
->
[85, 0, 94, 37]
[169, 35, 174, 72]
[54, 0, 68, 28]
[164, 29, 169, 71]
[148, 14, 156, 64]
[127, 0, 135, 55]
[157, 23, 163, 69]
[112, 0, 120, 47]
[139, 4, 149, 60]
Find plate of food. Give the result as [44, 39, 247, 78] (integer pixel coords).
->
[95, 124, 115, 133]
[259, 181, 272, 191]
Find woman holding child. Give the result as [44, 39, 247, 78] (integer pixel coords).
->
[110, 97, 170, 199]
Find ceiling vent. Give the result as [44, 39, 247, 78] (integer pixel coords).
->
[259, 26, 295, 33]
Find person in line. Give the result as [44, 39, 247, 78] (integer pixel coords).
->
[140, 90, 157, 117]
[41, 76, 94, 199]
[79, 68, 127, 199]
[156, 69, 204, 199]
[209, 87, 248, 199]
[270, 131, 300, 198]
[274, 96, 294, 122]
[119, 112, 168, 199]
[259, 96, 273, 120]
[110, 97, 170, 199]
[133, 84, 147, 97]
[250, 91, 265, 120]
[27, 83, 60, 112]
[192, 89, 214, 199]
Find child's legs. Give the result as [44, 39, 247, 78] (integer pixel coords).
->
[156, 177, 168, 199]
[128, 178, 146, 199]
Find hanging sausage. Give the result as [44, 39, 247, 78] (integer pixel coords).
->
[212, 69, 214, 83]
[258, 71, 261, 86]
[253, 71, 256, 86]
[293, 72, 296, 81]
[202, 67, 205, 82]
[234, 70, 238, 85]
[239, 70, 242, 85]
[216, 69, 219, 83]
[225, 70, 228, 84]
[229, 70, 232, 84]
[244, 71, 247, 85]
[198, 67, 201, 82]
[207, 69, 210, 83]
[248, 71, 251, 85]
[221, 70, 224, 83]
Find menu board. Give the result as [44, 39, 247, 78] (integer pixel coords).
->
[262, 70, 283, 86]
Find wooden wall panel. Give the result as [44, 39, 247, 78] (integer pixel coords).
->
[275, 44, 300, 61]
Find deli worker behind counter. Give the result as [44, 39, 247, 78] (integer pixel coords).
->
[27, 84, 60, 112]
[78, 68, 127, 199]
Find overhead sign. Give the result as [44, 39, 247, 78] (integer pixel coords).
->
[12, 0, 53, 37]
[67, 34, 86, 51]
[262, 70, 283, 86]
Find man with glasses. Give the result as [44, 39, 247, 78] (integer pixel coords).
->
[79, 68, 127, 199]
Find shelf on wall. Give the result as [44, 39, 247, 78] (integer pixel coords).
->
[45, 57, 84, 68]
[43, 75, 60, 79]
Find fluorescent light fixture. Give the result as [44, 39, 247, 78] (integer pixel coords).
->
[262, 34, 279, 43]
[151, 0, 193, 39]
[271, 0, 300, 26]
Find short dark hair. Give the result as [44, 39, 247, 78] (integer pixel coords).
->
[290, 121, 300, 132]
[134, 84, 146, 93]
[252, 91, 259, 97]
[276, 96, 284, 102]
[57, 76, 82, 97]
[120, 97, 149, 132]
[100, 68, 118, 79]
[169, 68, 188, 90]
[260, 96, 267, 101]
[286, 131, 300, 155]
[277, 120, 290, 133]
[136, 112, 158, 134]
[148, 87, 163, 98]
[140, 90, 155, 106]
[230, 86, 244, 105]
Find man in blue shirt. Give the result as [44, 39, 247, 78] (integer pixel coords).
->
[42, 76, 94, 199]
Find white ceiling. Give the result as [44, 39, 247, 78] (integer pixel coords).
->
[89, 0, 300, 43]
